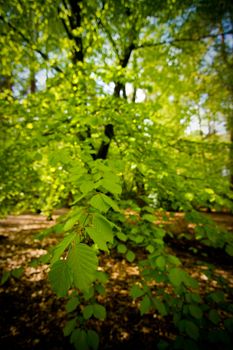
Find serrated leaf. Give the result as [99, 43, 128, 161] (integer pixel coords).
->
[130, 285, 145, 299]
[140, 295, 151, 315]
[89, 194, 110, 213]
[63, 319, 76, 336]
[189, 305, 203, 319]
[51, 232, 76, 264]
[93, 304, 106, 320]
[66, 297, 80, 313]
[83, 305, 94, 320]
[49, 260, 72, 297]
[117, 243, 127, 254]
[87, 330, 99, 350]
[86, 214, 113, 251]
[67, 243, 98, 291]
[126, 250, 135, 262]
[156, 256, 166, 270]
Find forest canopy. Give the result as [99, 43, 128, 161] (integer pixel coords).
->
[0, 0, 233, 349]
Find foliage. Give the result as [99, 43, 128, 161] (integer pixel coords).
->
[0, 0, 233, 348]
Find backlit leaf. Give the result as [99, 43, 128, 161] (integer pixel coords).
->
[49, 260, 72, 297]
[89, 194, 110, 213]
[51, 232, 76, 264]
[67, 243, 98, 291]
[86, 214, 113, 251]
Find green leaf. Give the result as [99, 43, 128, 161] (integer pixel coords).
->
[224, 317, 233, 332]
[101, 178, 121, 195]
[11, 267, 24, 279]
[208, 309, 220, 325]
[116, 232, 127, 241]
[66, 297, 80, 313]
[63, 319, 77, 336]
[184, 320, 199, 340]
[0, 271, 11, 285]
[130, 285, 145, 299]
[49, 260, 72, 297]
[51, 232, 76, 264]
[155, 256, 166, 270]
[168, 268, 186, 287]
[184, 275, 199, 289]
[153, 298, 167, 316]
[140, 295, 151, 315]
[225, 244, 233, 256]
[167, 255, 181, 266]
[146, 244, 154, 253]
[189, 304, 203, 319]
[89, 194, 110, 213]
[82, 305, 94, 320]
[64, 210, 84, 232]
[83, 287, 95, 301]
[71, 329, 89, 350]
[87, 330, 99, 350]
[209, 291, 225, 303]
[126, 250, 135, 262]
[93, 304, 106, 320]
[117, 243, 127, 254]
[100, 194, 120, 211]
[67, 243, 98, 291]
[96, 284, 106, 295]
[142, 214, 155, 223]
[86, 214, 113, 251]
[80, 181, 96, 194]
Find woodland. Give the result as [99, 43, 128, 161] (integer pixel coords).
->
[0, 0, 233, 349]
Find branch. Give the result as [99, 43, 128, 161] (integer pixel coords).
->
[0, 15, 63, 73]
[136, 30, 233, 50]
[96, 16, 120, 60]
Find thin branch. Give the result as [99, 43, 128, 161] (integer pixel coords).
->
[136, 30, 233, 50]
[0, 15, 63, 73]
[96, 16, 120, 60]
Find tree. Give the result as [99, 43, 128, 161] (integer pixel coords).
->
[1, 0, 233, 348]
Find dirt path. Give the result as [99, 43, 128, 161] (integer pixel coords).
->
[0, 211, 233, 349]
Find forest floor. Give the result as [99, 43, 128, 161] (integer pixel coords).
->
[0, 210, 233, 350]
